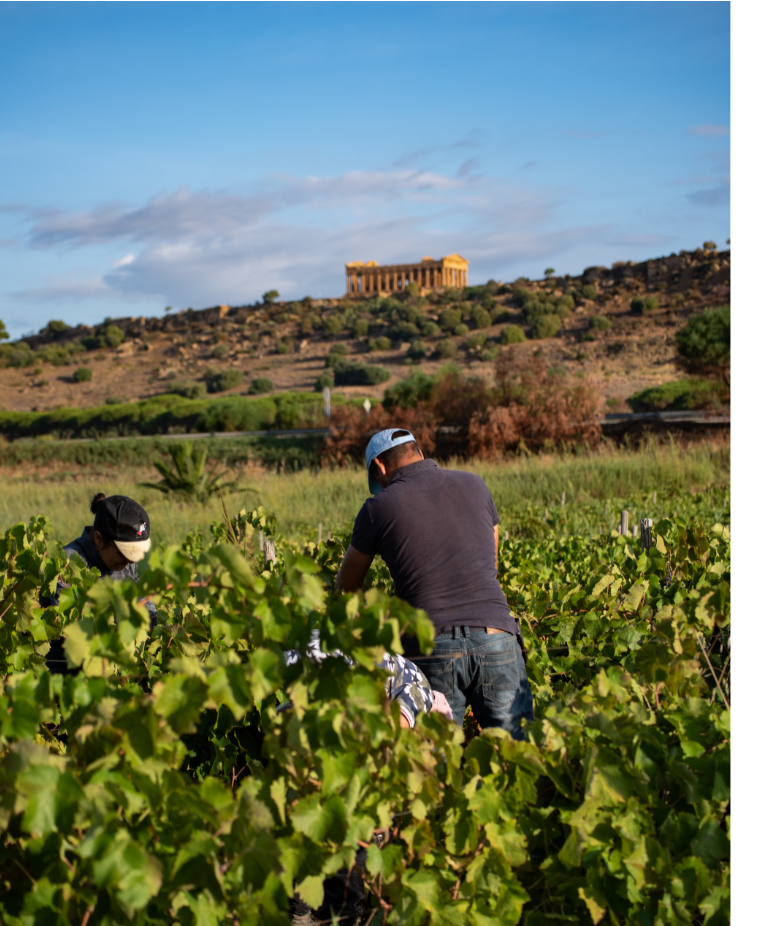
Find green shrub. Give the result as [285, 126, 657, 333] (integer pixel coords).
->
[326, 344, 352, 368]
[248, 377, 274, 395]
[438, 308, 462, 331]
[531, 314, 561, 339]
[557, 294, 575, 312]
[82, 335, 104, 351]
[643, 296, 659, 311]
[582, 284, 598, 300]
[442, 286, 462, 302]
[72, 366, 92, 383]
[46, 319, 71, 337]
[207, 368, 244, 393]
[628, 378, 728, 412]
[500, 325, 527, 344]
[323, 314, 343, 336]
[262, 289, 279, 303]
[420, 321, 441, 338]
[103, 325, 125, 349]
[314, 370, 334, 391]
[582, 331, 597, 342]
[490, 307, 512, 324]
[275, 337, 293, 354]
[382, 370, 434, 410]
[212, 343, 228, 358]
[453, 323, 469, 337]
[198, 396, 277, 431]
[368, 336, 392, 352]
[481, 294, 496, 309]
[481, 346, 500, 362]
[470, 308, 492, 329]
[407, 340, 427, 361]
[467, 332, 488, 350]
[675, 305, 730, 380]
[7, 343, 36, 368]
[390, 321, 420, 341]
[672, 293, 686, 306]
[352, 319, 369, 338]
[333, 361, 391, 386]
[167, 381, 208, 400]
[590, 315, 612, 331]
[434, 338, 457, 359]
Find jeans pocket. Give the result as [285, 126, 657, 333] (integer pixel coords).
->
[481, 646, 520, 701]
[415, 658, 454, 699]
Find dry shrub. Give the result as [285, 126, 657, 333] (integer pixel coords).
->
[322, 405, 436, 466]
[323, 349, 602, 463]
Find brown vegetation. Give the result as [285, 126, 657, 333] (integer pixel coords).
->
[322, 349, 602, 463]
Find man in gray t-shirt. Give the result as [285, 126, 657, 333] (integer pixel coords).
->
[336, 428, 534, 739]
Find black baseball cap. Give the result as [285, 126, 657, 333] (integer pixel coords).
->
[93, 495, 151, 563]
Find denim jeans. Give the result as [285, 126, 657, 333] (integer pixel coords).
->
[413, 627, 534, 740]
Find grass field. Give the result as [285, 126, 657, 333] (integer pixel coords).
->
[1, 438, 729, 548]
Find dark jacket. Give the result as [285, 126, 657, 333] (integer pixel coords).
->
[41, 527, 156, 673]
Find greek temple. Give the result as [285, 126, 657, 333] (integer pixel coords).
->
[345, 254, 469, 296]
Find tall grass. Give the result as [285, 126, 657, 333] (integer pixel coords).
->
[0, 439, 728, 548]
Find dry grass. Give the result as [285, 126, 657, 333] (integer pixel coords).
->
[0, 438, 728, 548]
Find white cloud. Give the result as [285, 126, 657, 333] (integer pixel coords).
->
[112, 252, 135, 268]
[688, 124, 730, 137]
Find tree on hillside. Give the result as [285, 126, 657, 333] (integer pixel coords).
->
[675, 304, 730, 385]
[0, 319, 8, 341]
[262, 290, 280, 304]
[544, 268, 556, 277]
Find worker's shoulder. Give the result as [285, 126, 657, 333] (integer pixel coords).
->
[442, 467, 490, 492]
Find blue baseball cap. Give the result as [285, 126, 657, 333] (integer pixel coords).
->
[365, 428, 417, 495]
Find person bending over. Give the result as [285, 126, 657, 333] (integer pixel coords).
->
[40, 493, 156, 671]
[335, 429, 534, 740]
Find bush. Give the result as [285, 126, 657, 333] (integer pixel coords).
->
[333, 361, 391, 386]
[434, 338, 457, 359]
[212, 343, 228, 359]
[390, 321, 420, 341]
[470, 308, 492, 329]
[314, 370, 334, 391]
[438, 308, 462, 331]
[453, 323, 469, 337]
[467, 332, 488, 350]
[198, 396, 277, 431]
[500, 325, 526, 344]
[103, 325, 125, 349]
[326, 344, 351, 368]
[368, 336, 392, 352]
[590, 315, 612, 331]
[557, 294, 575, 313]
[672, 293, 686, 306]
[82, 335, 104, 351]
[442, 286, 462, 302]
[531, 314, 562, 339]
[46, 319, 71, 337]
[262, 289, 279, 303]
[382, 370, 434, 410]
[407, 340, 427, 361]
[675, 305, 730, 381]
[420, 321, 441, 338]
[323, 314, 343, 336]
[7, 343, 36, 368]
[248, 377, 274, 394]
[207, 368, 244, 393]
[167, 380, 208, 400]
[581, 284, 598, 300]
[72, 366, 92, 383]
[490, 307, 512, 324]
[275, 337, 293, 354]
[631, 295, 658, 313]
[352, 319, 369, 338]
[628, 378, 728, 412]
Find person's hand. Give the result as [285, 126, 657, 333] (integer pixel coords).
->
[431, 690, 453, 720]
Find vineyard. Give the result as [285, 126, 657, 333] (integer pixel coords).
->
[0, 493, 730, 925]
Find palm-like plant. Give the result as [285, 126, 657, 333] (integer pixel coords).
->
[141, 442, 237, 502]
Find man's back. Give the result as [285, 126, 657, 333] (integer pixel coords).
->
[351, 458, 518, 637]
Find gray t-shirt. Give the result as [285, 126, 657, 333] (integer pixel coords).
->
[350, 458, 518, 643]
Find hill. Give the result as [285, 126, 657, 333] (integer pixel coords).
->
[0, 245, 730, 416]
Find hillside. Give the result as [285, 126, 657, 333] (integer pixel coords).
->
[0, 245, 730, 416]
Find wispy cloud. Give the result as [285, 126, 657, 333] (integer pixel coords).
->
[393, 133, 482, 168]
[456, 159, 479, 179]
[688, 124, 730, 137]
[520, 161, 538, 170]
[688, 178, 730, 207]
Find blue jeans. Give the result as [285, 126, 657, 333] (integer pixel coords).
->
[414, 627, 534, 740]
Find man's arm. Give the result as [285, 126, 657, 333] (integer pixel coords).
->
[335, 545, 375, 592]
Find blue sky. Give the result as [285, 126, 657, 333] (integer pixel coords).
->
[0, 1, 729, 338]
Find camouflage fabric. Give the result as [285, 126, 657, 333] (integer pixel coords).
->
[284, 631, 433, 727]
